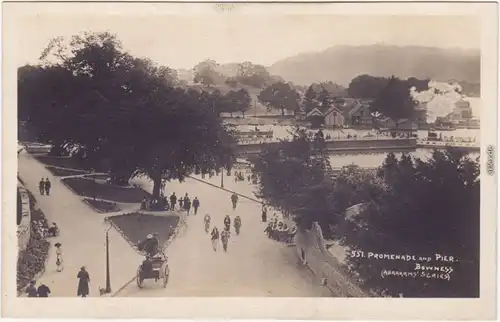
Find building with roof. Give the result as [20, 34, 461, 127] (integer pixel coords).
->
[348, 104, 373, 126]
[323, 106, 345, 127]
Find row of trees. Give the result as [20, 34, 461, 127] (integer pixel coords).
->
[250, 130, 480, 297]
[193, 59, 281, 89]
[191, 57, 431, 120]
[18, 32, 236, 198]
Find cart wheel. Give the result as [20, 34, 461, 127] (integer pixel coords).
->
[136, 265, 144, 288]
[163, 264, 170, 287]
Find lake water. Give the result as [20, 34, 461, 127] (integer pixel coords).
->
[236, 125, 480, 169]
[236, 96, 481, 169]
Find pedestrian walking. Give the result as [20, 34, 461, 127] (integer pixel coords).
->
[261, 204, 268, 222]
[44, 178, 51, 195]
[192, 197, 200, 215]
[185, 198, 192, 215]
[77, 266, 90, 298]
[26, 280, 38, 297]
[38, 178, 45, 195]
[37, 283, 51, 297]
[169, 192, 177, 210]
[55, 242, 64, 272]
[179, 196, 184, 210]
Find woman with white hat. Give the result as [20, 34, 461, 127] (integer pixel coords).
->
[55, 242, 63, 272]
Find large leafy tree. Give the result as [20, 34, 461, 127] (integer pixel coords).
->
[236, 61, 271, 88]
[347, 74, 389, 99]
[340, 150, 480, 297]
[258, 82, 300, 116]
[226, 88, 251, 116]
[370, 76, 417, 119]
[19, 32, 235, 193]
[250, 128, 332, 229]
[193, 59, 225, 87]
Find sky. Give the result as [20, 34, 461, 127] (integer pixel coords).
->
[15, 12, 480, 70]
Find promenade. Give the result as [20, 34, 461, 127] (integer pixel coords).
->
[17, 151, 142, 297]
[117, 175, 333, 297]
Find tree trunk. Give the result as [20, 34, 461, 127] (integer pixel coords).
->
[281, 108, 285, 116]
[152, 174, 162, 199]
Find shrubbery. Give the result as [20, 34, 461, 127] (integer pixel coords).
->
[251, 128, 480, 297]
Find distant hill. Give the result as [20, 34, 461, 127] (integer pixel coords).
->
[268, 45, 480, 87]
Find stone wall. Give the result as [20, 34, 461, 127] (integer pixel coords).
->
[17, 184, 32, 252]
[237, 138, 417, 155]
[294, 222, 368, 297]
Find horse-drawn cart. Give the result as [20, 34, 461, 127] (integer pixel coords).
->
[136, 252, 170, 288]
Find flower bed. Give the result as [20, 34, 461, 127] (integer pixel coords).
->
[83, 198, 121, 213]
[62, 177, 151, 203]
[107, 212, 179, 250]
[46, 166, 88, 177]
[17, 193, 49, 293]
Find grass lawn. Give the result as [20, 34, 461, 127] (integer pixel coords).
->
[62, 177, 151, 203]
[83, 198, 121, 213]
[46, 166, 88, 177]
[35, 155, 87, 170]
[107, 212, 179, 249]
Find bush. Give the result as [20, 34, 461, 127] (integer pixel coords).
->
[17, 192, 49, 292]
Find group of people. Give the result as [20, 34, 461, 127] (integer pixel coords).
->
[38, 178, 52, 196]
[169, 193, 201, 215]
[264, 216, 297, 243]
[140, 192, 201, 215]
[206, 214, 242, 252]
[32, 220, 59, 238]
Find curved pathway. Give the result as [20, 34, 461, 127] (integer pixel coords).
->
[17, 152, 143, 297]
[117, 174, 331, 297]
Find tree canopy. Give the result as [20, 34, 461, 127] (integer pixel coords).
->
[235, 61, 272, 88]
[250, 130, 480, 297]
[19, 32, 236, 196]
[193, 59, 226, 87]
[257, 82, 301, 116]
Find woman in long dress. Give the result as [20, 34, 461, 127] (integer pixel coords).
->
[55, 242, 64, 272]
[77, 266, 90, 297]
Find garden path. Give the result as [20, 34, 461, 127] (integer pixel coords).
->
[17, 151, 143, 297]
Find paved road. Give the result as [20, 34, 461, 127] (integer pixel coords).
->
[17, 152, 143, 297]
[119, 174, 331, 297]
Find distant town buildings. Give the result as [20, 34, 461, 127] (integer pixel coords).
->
[302, 98, 373, 127]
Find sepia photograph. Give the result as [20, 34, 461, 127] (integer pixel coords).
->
[2, 1, 498, 320]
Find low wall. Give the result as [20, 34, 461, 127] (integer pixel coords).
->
[237, 138, 416, 155]
[416, 140, 480, 152]
[294, 222, 368, 297]
[24, 144, 52, 154]
[17, 184, 32, 252]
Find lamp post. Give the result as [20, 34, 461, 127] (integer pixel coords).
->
[91, 168, 96, 201]
[105, 222, 112, 294]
